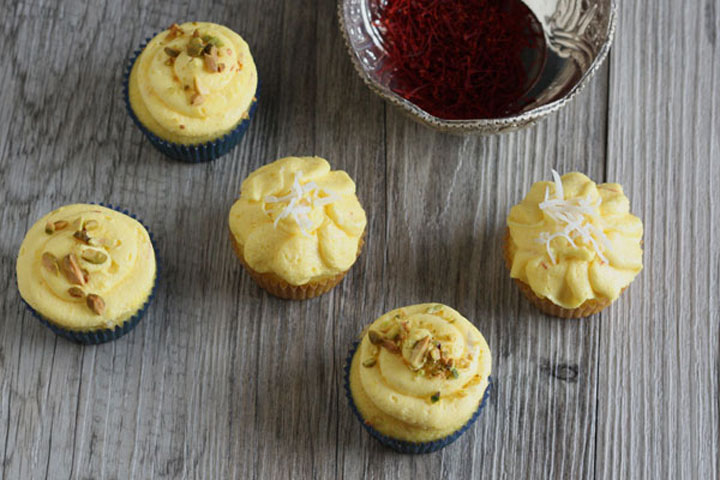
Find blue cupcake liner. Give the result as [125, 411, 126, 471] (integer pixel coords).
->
[21, 203, 160, 345]
[344, 341, 492, 454]
[123, 33, 259, 163]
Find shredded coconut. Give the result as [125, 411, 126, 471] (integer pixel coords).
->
[264, 170, 339, 236]
[535, 169, 611, 264]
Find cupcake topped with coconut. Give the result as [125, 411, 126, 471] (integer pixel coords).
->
[505, 170, 643, 317]
[228, 156, 366, 299]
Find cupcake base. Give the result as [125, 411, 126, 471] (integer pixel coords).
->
[23, 297, 153, 345]
[21, 204, 158, 345]
[344, 342, 492, 454]
[502, 228, 613, 318]
[229, 230, 365, 300]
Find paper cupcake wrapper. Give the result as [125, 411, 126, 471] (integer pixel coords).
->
[343, 341, 492, 454]
[229, 228, 365, 300]
[21, 203, 159, 345]
[502, 228, 612, 318]
[123, 35, 258, 163]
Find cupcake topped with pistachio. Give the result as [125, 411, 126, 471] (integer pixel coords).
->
[127, 21, 258, 159]
[505, 170, 643, 318]
[348, 304, 492, 450]
[16, 204, 156, 341]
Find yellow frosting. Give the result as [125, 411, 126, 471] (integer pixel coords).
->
[16, 204, 156, 331]
[349, 304, 492, 443]
[507, 172, 643, 309]
[129, 22, 258, 144]
[229, 156, 367, 286]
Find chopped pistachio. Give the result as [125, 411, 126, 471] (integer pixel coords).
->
[41, 252, 59, 275]
[61, 253, 85, 285]
[53, 220, 68, 230]
[362, 358, 376, 368]
[408, 335, 431, 370]
[164, 46, 181, 57]
[450, 368, 459, 379]
[187, 37, 204, 57]
[368, 330, 383, 345]
[73, 229, 91, 244]
[430, 392, 441, 403]
[86, 294, 105, 315]
[68, 287, 85, 298]
[45, 221, 55, 234]
[81, 249, 108, 265]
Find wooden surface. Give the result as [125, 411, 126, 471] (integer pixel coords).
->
[0, 0, 718, 478]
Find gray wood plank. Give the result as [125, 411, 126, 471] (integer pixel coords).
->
[345, 65, 609, 480]
[596, 1, 720, 479]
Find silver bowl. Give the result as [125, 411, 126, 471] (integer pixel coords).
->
[338, 0, 617, 134]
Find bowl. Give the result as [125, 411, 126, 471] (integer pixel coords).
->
[338, 0, 617, 134]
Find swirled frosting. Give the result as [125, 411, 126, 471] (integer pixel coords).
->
[129, 21, 258, 144]
[229, 156, 366, 286]
[507, 171, 643, 309]
[349, 304, 492, 442]
[16, 204, 156, 330]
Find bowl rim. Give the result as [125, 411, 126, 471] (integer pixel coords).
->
[337, 0, 618, 132]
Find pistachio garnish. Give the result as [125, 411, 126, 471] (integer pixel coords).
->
[54, 220, 68, 230]
[368, 330, 383, 345]
[408, 336, 431, 370]
[167, 23, 184, 40]
[450, 367, 459, 379]
[362, 358, 377, 368]
[381, 339, 400, 354]
[68, 287, 85, 298]
[203, 45, 219, 73]
[81, 249, 108, 265]
[41, 252, 59, 275]
[73, 229, 91, 244]
[86, 294, 105, 315]
[164, 47, 181, 57]
[430, 391, 441, 403]
[426, 304, 443, 313]
[45, 221, 55, 234]
[61, 254, 86, 285]
[187, 36, 204, 57]
[201, 34, 223, 47]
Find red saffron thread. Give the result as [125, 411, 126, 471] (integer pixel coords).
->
[375, 0, 547, 120]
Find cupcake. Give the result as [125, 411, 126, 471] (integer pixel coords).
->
[504, 170, 643, 318]
[228, 156, 367, 300]
[126, 21, 258, 162]
[346, 303, 492, 453]
[16, 204, 157, 344]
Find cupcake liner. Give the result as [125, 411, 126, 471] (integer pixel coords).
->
[123, 35, 258, 163]
[21, 203, 159, 345]
[502, 228, 613, 319]
[229, 228, 366, 300]
[343, 342, 492, 454]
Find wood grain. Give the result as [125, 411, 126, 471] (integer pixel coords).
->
[0, 0, 717, 479]
[596, 0, 720, 478]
